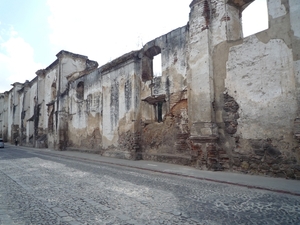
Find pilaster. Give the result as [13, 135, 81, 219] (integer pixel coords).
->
[187, 0, 242, 169]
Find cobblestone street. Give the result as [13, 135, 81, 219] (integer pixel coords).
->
[0, 146, 300, 225]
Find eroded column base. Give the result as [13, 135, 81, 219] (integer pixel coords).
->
[188, 135, 224, 171]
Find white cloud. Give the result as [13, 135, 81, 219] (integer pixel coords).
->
[0, 26, 43, 93]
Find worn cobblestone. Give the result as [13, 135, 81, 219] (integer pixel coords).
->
[0, 148, 300, 224]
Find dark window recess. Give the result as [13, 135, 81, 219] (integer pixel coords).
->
[76, 82, 84, 99]
[48, 106, 54, 132]
[157, 102, 163, 123]
[51, 82, 57, 100]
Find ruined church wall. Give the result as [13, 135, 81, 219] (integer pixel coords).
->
[67, 53, 140, 159]
[101, 58, 140, 159]
[36, 74, 47, 138]
[140, 27, 187, 106]
[18, 91, 24, 139]
[289, 0, 300, 135]
[42, 68, 58, 128]
[6, 91, 12, 141]
[0, 0, 299, 178]
[0, 94, 8, 141]
[21, 86, 31, 144]
[68, 69, 102, 151]
[139, 27, 190, 163]
[14, 88, 22, 128]
[28, 82, 37, 119]
[44, 67, 59, 149]
[27, 82, 37, 144]
[7, 84, 23, 143]
[213, 0, 300, 178]
[0, 95, 5, 139]
[16, 79, 39, 146]
[59, 56, 88, 95]
[56, 53, 99, 150]
[160, 27, 188, 111]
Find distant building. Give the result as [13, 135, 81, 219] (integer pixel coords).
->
[1, 0, 300, 179]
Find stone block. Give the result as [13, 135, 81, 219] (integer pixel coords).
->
[241, 161, 249, 170]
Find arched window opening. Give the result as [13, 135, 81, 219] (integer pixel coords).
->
[76, 81, 84, 100]
[142, 46, 162, 81]
[242, 0, 268, 37]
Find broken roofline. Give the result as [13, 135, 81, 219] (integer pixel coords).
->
[99, 25, 187, 74]
[37, 50, 91, 75]
[190, 0, 254, 11]
[1, 24, 188, 96]
[99, 50, 141, 74]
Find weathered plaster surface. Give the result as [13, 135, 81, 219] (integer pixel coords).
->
[0, 1, 299, 178]
[138, 26, 189, 162]
[226, 36, 296, 139]
[101, 63, 136, 149]
[289, 0, 300, 38]
[268, 0, 287, 19]
[295, 60, 300, 117]
[0, 93, 9, 141]
[295, 60, 300, 86]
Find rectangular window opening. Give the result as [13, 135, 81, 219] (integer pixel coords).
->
[153, 54, 162, 77]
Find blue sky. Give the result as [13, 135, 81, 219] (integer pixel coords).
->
[1, 0, 52, 63]
[0, 0, 268, 93]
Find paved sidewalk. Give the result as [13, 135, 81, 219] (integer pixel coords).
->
[5, 143, 300, 196]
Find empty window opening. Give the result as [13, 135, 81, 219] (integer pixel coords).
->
[142, 46, 162, 81]
[76, 82, 84, 100]
[242, 0, 268, 37]
[142, 94, 165, 123]
[153, 54, 162, 77]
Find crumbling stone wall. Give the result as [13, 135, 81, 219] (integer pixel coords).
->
[139, 26, 189, 163]
[231, 138, 299, 179]
[140, 97, 190, 165]
[67, 51, 141, 159]
[68, 69, 102, 152]
[0, 0, 299, 179]
[213, 0, 300, 178]
[0, 93, 8, 141]
[101, 52, 140, 159]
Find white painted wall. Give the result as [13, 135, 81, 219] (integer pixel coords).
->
[101, 62, 136, 148]
[226, 36, 296, 139]
[289, 0, 300, 38]
[43, 68, 57, 130]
